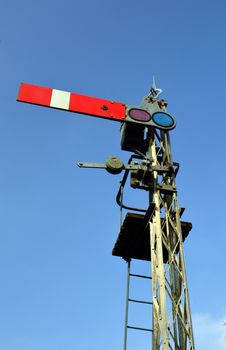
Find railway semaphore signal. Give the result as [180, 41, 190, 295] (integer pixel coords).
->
[17, 79, 195, 350]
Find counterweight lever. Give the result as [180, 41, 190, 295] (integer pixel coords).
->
[77, 156, 172, 175]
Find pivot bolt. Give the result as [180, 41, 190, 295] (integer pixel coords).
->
[101, 105, 109, 111]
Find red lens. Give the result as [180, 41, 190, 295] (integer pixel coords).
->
[128, 108, 151, 122]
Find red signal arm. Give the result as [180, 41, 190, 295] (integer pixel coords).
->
[17, 83, 127, 122]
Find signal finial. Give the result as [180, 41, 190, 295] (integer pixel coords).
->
[149, 76, 163, 99]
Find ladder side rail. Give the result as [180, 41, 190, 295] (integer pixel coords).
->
[124, 260, 131, 350]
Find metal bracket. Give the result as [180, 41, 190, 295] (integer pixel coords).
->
[157, 183, 177, 193]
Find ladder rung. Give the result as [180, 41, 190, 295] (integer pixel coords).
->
[128, 298, 152, 305]
[127, 325, 153, 332]
[129, 273, 152, 280]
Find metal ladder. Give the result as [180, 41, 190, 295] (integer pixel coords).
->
[123, 259, 153, 350]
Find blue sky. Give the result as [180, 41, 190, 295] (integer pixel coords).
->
[1, 0, 226, 349]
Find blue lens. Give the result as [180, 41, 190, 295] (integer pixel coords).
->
[152, 112, 174, 127]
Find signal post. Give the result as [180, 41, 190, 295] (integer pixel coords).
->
[17, 80, 195, 349]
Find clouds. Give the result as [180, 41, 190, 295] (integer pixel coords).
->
[193, 313, 226, 350]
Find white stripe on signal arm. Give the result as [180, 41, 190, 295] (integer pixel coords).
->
[50, 89, 71, 109]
